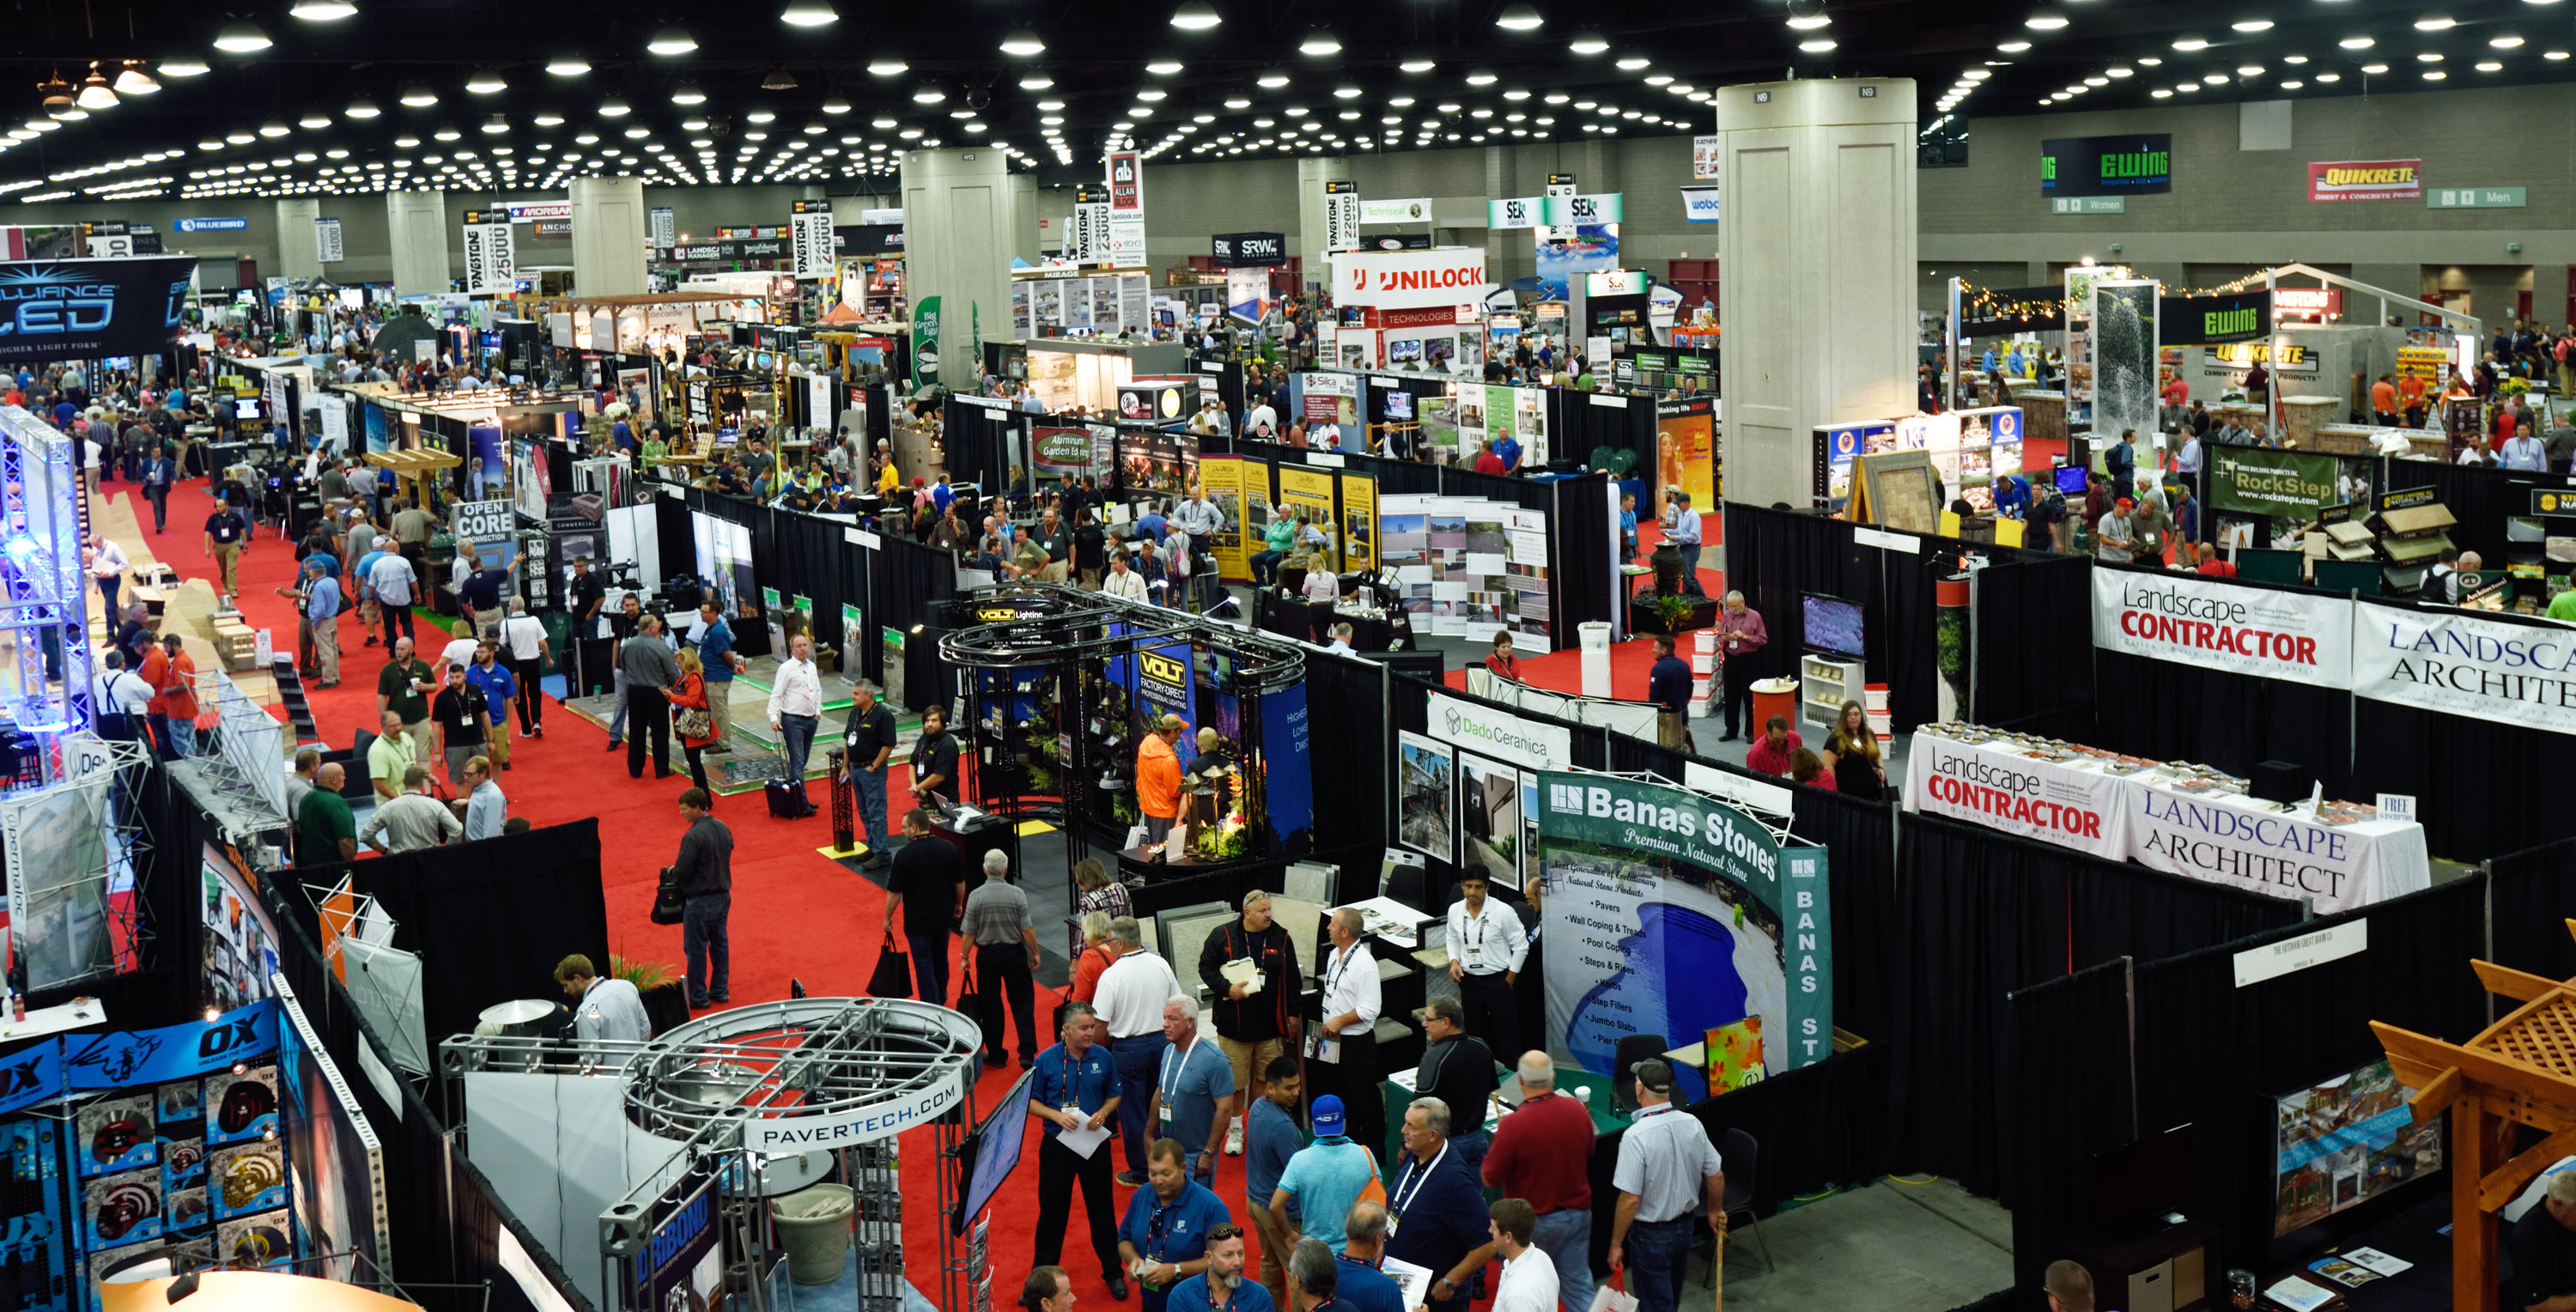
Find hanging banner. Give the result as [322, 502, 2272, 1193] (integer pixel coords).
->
[790, 199, 835, 280]
[1426, 690, 1571, 771]
[313, 216, 344, 265]
[1540, 192, 1624, 226]
[2158, 290, 2271, 346]
[1358, 197, 1431, 225]
[1211, 232, 1285, 268]
[0, 253, 196, 364]
[1031, 426, 1092, 478]
[2208, 446, 2342, 518]
[1104, 150, 1146, 268]
[2092, 568, 2354, 685]
[2040, 135, 2172, 197]
[65, 999, 279, 1089]
[1486, 196, 1543, 230]
[2307, 159, 2423, 203]
[1200, 454, 1249, 582]
[1340, 471, 1376, 574]
[913, 295, 940, 388]
[1323, 180, 1360, 254]
[2351, 602, 2576, 739]
[1536, 772, 1832, 1091]
[650, 205, 676, 253]
[1901, 730, 2129, 860]
[1693, 135, 1719, 179]
[1544, 173, 1578, 240]
[459, 211, 515, 295]
[1655, 397, 1716, 521]
[1278, 466, 1338, 570]
[1680, 186, 1721, 222]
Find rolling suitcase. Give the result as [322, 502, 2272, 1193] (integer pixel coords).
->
[765, 779, 806, 817]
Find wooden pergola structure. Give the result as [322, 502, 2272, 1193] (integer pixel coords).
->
[2371, 920, 2576, 1312]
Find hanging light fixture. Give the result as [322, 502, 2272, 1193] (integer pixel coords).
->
[671, 82, 708, 105]
[160, 58, 210, 76]
[647, 25, 697, 55]
[1000, 27, 1047, 55]
[1170, 0, 1221, 29]
[112, 63, 160, 94]
[345, 99, 381, 118]
[212, 19, 273, 52]
[289, 0, 358, 18]
[1496, 3, 1545, 31]
[781, 0, 838, 24]
[37, 73, 71, 112]
[398, 82, 438, 106]
[762, 67, 799, 90]
[465, 70, 507, 94]
[75, 65, 117, 109]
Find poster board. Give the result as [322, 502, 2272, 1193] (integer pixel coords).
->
[2274, 1057, 2442, 1236]
[1851, 450, 1942, 534]
[1200, 455, 1251, 582]
[1338, 472, 1377, 575]
[1279, 467, 1339, 572]
[1655, 398, 1716, 517]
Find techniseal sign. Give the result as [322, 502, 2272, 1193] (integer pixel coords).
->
[1901, 732, 2128, 859]
[2307, 159, 2423, 203]
[2351, 601, 2576, 738]
[1536, 771, 1832, 1090]
[2093, 568, 2353, 685]
[1425, 690, 1572, 771]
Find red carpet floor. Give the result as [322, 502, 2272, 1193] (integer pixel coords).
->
[131, 474, 1324, 1308]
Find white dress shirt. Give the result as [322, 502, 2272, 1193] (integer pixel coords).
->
[1319, 939, 1381, 1037]
[1103, 567, 1149, 601]
[574, 976, 652, 1064]
[88, 538, 127, 580]
[1491, 1248, 1560, 1312]
[501, 615, 547, 661]
[1447, 896, 1529, 975]
[1096, 947, 1182, 1039]
[766, 655, 823, 720]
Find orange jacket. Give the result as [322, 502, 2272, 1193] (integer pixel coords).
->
[1136, 732, 1182, 819]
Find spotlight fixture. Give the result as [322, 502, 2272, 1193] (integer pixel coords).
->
[289, 0, 356, 17]
[647, 25, 697, 54]
[1496, 3, 1545, 30]
[76, 67, 117, 110]
[1171, 0, 1221, 28]
[781, 0, 839, 24]
[160, 58, 210, 76]
[762, 68, 799, 90]
[212, 19, 273, 52]
[1000, 27, 1046, 55]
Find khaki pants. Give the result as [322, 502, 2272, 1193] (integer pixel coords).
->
[1658, 708, 1689, 750]
[707, 680, 734, 748]
[1079, 567, 1103, 589]
[1216, 1034, 1285, 1103]
[483, 716, 511, 768]
[311, 614, 340, 684]
[403, 717, 435, 768]
[1042, 560, 1070, 583]
[1248, 1201, 1290, 1312]
[212, 542, 240, 595]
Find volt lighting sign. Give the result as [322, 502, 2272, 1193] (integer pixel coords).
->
[2040, 135, 2172, 197]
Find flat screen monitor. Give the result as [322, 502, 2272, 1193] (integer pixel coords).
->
[234, 398, 262, 421]
[1801, 592, 1865, 662]
[951, 1069, 1036, 1235]
[1385, 390, 1416, 421]
[2092, 1122, 2192, 1236]
[2054, 465, 2090, 495]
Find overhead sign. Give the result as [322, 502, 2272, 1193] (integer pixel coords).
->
[1332, 246, 1488, 310]
[2208, 446, 2340, 517]
[790, 198, 835, 280]
[2274, 287, 2343, 319]
[0, 255, 197, 363]
[451, 498, 515, 544]
[1104, 150, 1147, 267]
[459, 210, 515, 296]
[1545, 172, 1578, 240]
[1210, 232, 1285, 268]
[2427, 186, 2526, 210]
[2308, 159, 2422, 203]
[2351, 602, 2576, 739]
[1358, 197, 1431, 224]
[1425, 690, 1573, 771]
[2159, 290, 2272, 346]
[2049, 197, 2126, 215]
[2092, 567, 2354, 685]
[650, 205, 676, 253]
[313, 216, 344, 265]
[173, 216, 247, 233]
[1323, 179, 1360, 253]
[1487, 196, 1543, 230]
[2040, 134, 2172, 197]
[1680, 186, 1720, 222]
[1540, 192, 1623, 226]
[504, 201, 574, 223]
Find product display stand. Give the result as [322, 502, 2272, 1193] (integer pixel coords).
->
[1799, 654, 1866, 732]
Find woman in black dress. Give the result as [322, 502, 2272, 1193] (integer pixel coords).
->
[1820, 701, 1887, 800]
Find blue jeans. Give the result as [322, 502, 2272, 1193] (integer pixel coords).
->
[683, 893, 731, 1005]
[97, 574, 118, 620]
[907, 930, 950, 1005]
[1625, 1218, 1695, 1312]
[780, 713, 817, 804]
[607, 669, 629, 742]
[1678, 544, 1706, 597]
[853, 764, 890, 852]
[1445, 1128, 1489, 1170]
[1110, 1033, 1169, 1175]
[163, 718, 197, 759]
[1250, 550, 1284, 585]
[1532, 1207, 1595, 1312]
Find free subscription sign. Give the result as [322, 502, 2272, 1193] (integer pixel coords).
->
[2093, 568, 2354, 685]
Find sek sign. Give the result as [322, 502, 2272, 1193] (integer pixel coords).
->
[1332, 248, 1489, 310]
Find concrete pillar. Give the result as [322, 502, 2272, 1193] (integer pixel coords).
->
[902, 149, 1014, 389]
[384, 190, 449, 297]
[570, 176, 647, 298]
[1009, 173, 1040, 264]
[275, 198, 321, 280]
[1295, 155, 1344, 296]
[1483, 147, 1524, 287]
[1714, 77, 1918, 510]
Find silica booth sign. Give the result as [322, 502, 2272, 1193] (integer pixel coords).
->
[2041, 135, 2172, 197]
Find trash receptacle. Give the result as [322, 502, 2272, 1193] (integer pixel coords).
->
[770, 1182, 854, 1285]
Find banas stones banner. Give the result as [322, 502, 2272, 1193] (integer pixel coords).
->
[2093, 568, 2353, 685]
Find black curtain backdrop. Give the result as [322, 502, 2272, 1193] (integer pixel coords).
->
[2089, 648, 2355, 800]
[2353, 686, 2573, 862]
[2130, 877, 2488, 1278]
[1304, 653, 1389, 853]
[2381, 459, 2576, 567]
[939, 395, 1017, 492]
[1971, 555, 2094, 732]
[684, 486, 891, 683]
[2006, 960, 2138, 1309]
[298, 820, 610, 1045]
[1547, 473, 1617, 636]
[2491, 837, 2576, 981]
[1555, 389, 1659, 471]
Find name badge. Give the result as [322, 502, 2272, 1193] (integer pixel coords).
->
[1158, 1104, 1173, 1124]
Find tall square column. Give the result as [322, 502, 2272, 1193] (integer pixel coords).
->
[384, 190, 449, 298]
[1714, 78, 1917, 509]
[902, 149, 1015, 388]
[275, 199, 322, 280]
[570, 177, 647, 298]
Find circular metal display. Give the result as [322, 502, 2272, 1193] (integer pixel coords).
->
[624, 998, 983, 1153]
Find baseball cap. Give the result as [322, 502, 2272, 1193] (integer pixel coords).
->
[1311, 1095, 1347, 1136]
[2116, 497, 2135, 509]
[1157, 713, 1186, 732]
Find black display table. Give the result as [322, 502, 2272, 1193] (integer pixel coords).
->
[1115, 847, 1287, 921]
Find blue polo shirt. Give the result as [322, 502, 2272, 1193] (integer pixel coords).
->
[1243, 1096, 1305, 1218]
[697, 617, 736, 683]
[1030, 1040, 1117, 1138]
[465, 660, 518, 720]
[303, 549, 340, 578]
[1491, 434, 1521, 472]
[1157, 1037, 1236, 1160]
[1118, 1181, 1232, 1307]
[1164, 1274, 1275, 1312]
[1330, 1255, 1406, 1312]
[1382, 1149, 1490, 1304]
[1274, 1138, 1377, 1252]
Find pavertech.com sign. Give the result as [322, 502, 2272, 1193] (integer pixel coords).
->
[1903, 737, 2126, 859]
[2092, 568, 2353, 685]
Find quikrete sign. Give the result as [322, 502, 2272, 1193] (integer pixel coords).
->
[2308, 158, 2424, 203]
[2040, 134, 2173, 197]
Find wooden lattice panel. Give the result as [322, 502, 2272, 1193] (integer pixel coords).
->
[2480, 994, 2576, 1081]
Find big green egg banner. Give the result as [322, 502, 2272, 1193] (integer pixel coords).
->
[1535, 772, 1831, 1098]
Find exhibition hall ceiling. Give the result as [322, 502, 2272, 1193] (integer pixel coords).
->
[0, 0, 2555, 202]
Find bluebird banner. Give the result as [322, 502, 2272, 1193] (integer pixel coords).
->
[0, 255, 197, 364]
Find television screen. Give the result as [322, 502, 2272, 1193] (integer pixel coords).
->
[2093, 1122, 2192, 1236]
[1802, 593, 1865, 662]
[1386, 391, 1416, 421]
[2054, 465, 2090, 495]
[951, 1069, 1036, 1234]
[234, 398, 262, 421]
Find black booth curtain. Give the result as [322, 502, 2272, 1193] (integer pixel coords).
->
[2092, 648, 2354, 801]
[1721, 504, 1986, 734]
[1970, 555, 2094, 733]
[1546, 474, 1617, 635]
[1306, 653, 1390, 854]
[2354, 686, 2575, 863]
[2005, 959, 2139, 1306]
[682, 488, 885, 685]
[2491, 837, 2576, 980]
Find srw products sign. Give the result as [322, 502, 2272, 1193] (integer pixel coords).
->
[2308, 159, 2423, 202]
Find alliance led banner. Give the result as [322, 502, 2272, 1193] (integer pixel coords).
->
[1536, 772, 1832, 1092]
[2040, 134, 2172, 197]
[0, 255, 196, 364]
[2092, 567, 2354, 685]
[2351, 600, 2576, 739]
[2159, 290, 2272, 346]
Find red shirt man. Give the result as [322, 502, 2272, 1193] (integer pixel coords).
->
[1475, 443, 1508, 477]
[1484, 1060, 1595, 1236]
[1746, 723, 1803, 777]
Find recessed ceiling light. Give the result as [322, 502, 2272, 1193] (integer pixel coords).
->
[212, 19, 272, 51]
[2339, 35, 2375, 47]
[781, 0, 838, 24]
[2414, 15, 2455, 28]
[2316, 71, 2342, 81]
[2152, 88, 2173, 97]
[2172, 36, 2209, 49]
[2233, 18, 2274, 31]
[1800, 37, 1838, 51]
